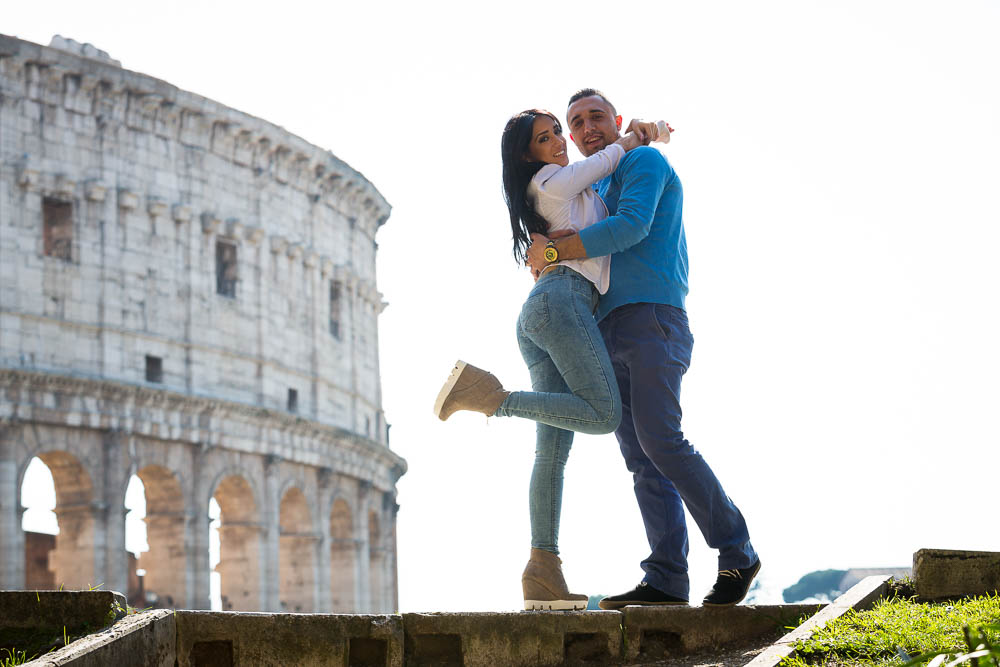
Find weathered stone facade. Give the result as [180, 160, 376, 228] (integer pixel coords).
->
[0, 35, 405, 612]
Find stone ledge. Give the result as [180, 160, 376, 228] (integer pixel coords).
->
[7, 597, 837, 666]
[174, 611, 403, 667]
[22, 609, 174, 667]
[0, 590, 126, 634]
[914, 549, 1000, 601]
[621, 604, 822, 663]
[402, 611, 622, 667]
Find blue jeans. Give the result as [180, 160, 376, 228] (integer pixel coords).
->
[495, 266, 622, 553]
[598, 303, 757, 600]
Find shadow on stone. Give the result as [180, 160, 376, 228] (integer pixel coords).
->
[639, 630, 683, 660]
[349, 636, 388, 666]
[564, 632, 610, 664]
[405, 633, 463, 666]
[190, 639, 234, 667]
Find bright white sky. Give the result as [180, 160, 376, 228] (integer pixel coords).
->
[9, 0, 1000, 611]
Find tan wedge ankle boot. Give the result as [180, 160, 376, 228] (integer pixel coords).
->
[521, 548, 588, 611]
[433, 360, 510, 421]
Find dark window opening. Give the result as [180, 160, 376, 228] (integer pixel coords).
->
[145, 355, 163, 383]
[329, 281, 342, 338]
[43, 198, 73, 261]
[216, 240, 238, 297]
[287, 388, 298, 413]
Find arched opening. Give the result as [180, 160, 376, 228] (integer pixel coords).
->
[278, 487, 314, 612]
[329, 498, 355, 611]
[368, 510, 383, 612]
[134, 466, 185, 608]
[36, 451, 95, 589]
[21, 457, 58, 589]
[213, 475, 260, 611]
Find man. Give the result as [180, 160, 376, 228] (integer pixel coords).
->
[526, 89, 760, 608]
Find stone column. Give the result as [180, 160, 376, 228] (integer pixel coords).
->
[216, 520, 263, 611]
[0, 434, 26, 588]
[356, 484, 371, 613]
[101, 431, 128, 595]
[142, 510, 187, 608]
[188, 442, 212, 609]
[387, 493, 400, 612]
[262, 455, 281, 611]
[49, 503, 98, 589]
[187, 507, 210, 609]
[315, 472, 332, 612]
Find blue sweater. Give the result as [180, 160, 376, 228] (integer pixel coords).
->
[578, 146, 688, 322]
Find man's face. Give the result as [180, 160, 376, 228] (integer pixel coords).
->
[566, 96, 622, 157]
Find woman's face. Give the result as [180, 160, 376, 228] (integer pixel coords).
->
[525, 115, 569, 167]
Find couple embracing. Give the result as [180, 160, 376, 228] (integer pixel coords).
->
[434, 89, 760, 611]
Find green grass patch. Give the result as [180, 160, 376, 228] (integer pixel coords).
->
[781, 593, 1000, 666]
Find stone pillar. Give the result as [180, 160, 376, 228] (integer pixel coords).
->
[142, 511, 187, 608]
[262, 455, 281, 611]
[313, 532, 327, 613]
[0, 448, 26, 589]
[278, 532, 318, 612]
[387, 493, 400, 612]
[101, 432, 128, 595]
[188, 444, 212, 609]
[49, 503, 98, 589]
[315, 476, 332, 612]
[216, 520, 262, 611]
[356, 487, 371, 613]
[187, 507, 210, 609]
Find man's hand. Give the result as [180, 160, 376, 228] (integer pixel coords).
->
[526, 232, 551, 274]
[626, 119, 657, 144]
[525, 229, 577, 274]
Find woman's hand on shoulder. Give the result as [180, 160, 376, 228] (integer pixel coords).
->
[615, 132, 643, 152]
[625, 119, 659, 143]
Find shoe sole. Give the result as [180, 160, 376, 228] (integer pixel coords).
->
[524, 599, 587, 611]
[702, 560, 762, 607]
[433, 360, 468, 420]
[597, 600, 689, 610]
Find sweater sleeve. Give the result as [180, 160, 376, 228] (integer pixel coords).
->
[578, 147, 670, 257]
[533, 144, 625, 200]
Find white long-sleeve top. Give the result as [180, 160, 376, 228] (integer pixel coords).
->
[526, 143, 625, 294]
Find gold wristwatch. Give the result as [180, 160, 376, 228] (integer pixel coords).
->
[543, 240, 559, 263]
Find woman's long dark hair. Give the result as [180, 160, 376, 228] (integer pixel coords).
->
[501, 109, 559, 264]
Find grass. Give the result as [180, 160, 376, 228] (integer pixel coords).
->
[781, 592, 1000, 666]
[0, 648, 31, 667]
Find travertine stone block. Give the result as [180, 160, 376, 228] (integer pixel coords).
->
[914, 549, 1000, 600]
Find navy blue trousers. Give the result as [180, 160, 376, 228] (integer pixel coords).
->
[598, 303, 757, 599]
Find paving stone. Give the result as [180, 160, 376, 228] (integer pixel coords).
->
[914, 549, 1000, 601]
[621, 604, 822, 663]
[402, 611, 623, 667]
[0, 590, 126, 634]
[173, 610, 403, 667]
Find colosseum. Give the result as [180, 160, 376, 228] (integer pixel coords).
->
[0, 34, 406, 613]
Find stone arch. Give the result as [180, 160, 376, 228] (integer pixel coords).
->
[368, 509, 383, 612]
[135, 465, 185, 608]
[278, 486, 315, 612]
[211, 473, 261, 611]
[329, 497, 355, 611]
[36, 450, 96, 589]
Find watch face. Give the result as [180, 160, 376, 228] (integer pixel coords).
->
[544, 247, 558, 263]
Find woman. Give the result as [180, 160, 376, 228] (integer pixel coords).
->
[433, 109, 666, 610]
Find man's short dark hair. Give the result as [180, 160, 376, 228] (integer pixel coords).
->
[567, 88, 616, 115]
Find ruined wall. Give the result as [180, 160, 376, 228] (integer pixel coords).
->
[0, 35, 405, 612]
